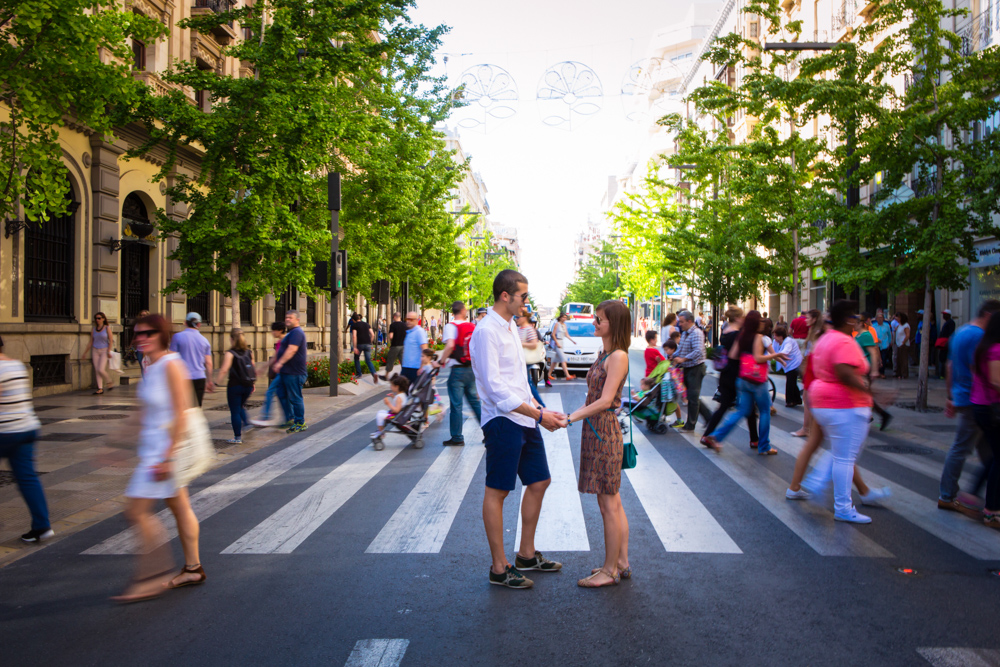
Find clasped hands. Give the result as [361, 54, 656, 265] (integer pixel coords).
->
[539, 409, 569, 432]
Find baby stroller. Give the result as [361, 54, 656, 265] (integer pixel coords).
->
[619, 372, 681, 435]
[371, 367, 440, 450]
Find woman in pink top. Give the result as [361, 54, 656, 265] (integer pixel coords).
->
[801, 300, 877, 524]
[971, 311, 1000, 530]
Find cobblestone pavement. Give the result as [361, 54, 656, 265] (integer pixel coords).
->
[0, 373, 384, 567]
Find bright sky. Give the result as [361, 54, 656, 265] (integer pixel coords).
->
[410, 0, 695, 308]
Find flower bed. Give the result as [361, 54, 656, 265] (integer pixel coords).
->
[305, 346, 390, 387]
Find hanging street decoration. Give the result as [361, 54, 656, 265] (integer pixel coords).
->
[536, 61, 603, 129]
[453, 64, 519, 133]
[621, 57, 683, 123]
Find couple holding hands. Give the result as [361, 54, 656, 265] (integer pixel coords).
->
[469, 270, 632, 589]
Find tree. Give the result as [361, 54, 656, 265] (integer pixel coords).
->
[0, 1, 163, 223]
[460, 229, 518, 310]
[814, 0, 1000, 409]
[130, 0, 453, 327]
[563, 241, 620, 307]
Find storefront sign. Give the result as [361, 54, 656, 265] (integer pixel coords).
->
[972, 238, 1000, 268]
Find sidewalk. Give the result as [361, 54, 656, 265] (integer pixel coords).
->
[0, 374, 385, 568]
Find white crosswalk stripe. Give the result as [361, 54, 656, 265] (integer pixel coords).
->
[917, 647, 1000, 667]
[515, 394, 590, 552]
[83, 404, 383, 555]
[345, 639, 409, 667]
[626, 426, 742, 554]
[675, 429, 892, 557]
[367, 418, 485, 554]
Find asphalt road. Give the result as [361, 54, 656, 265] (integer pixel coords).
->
[1, 352, 999, 667]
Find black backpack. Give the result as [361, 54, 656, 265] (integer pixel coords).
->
[230, 349, 257, 385]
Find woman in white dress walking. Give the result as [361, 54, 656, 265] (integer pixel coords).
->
[113, 313, 205, 603]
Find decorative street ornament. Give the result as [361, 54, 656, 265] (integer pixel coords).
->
[536, 61, 603, 129]
[453, 64, 519, 133]
[621, 57, 683, 122]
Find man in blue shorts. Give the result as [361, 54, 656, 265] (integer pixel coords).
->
[469, 269, 567, 589]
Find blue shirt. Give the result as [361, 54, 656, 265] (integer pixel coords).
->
[169, 327, 212, 380]
[280, 326, 307, 376]
[402, 326, 428, 369]
[949, 323, 984, 407]
[873, 321, 892, 350]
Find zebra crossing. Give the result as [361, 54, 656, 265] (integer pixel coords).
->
[80, 390, 1000, 562]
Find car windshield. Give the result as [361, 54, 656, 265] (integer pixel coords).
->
[565, 321, 596, 337]
[565, 303, 592, 315]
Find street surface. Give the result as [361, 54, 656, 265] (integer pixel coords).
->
[1, 348, 999, 666]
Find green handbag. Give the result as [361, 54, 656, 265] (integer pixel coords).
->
[622, 362, 637, 470]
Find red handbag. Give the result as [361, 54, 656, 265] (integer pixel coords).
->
[934, 337, 949, 349]
[739, 353, 768, 384]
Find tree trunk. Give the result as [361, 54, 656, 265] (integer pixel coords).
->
[916, 270, 933, 412]
[230, 261, 240, 332]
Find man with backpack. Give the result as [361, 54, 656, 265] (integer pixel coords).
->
[438, 300, 482, 446]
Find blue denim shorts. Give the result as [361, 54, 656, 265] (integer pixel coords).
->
[483, 417, 550, 491]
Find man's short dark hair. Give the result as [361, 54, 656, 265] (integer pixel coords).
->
[861, 311, 871, 321]
[451, 300, 466, 316]
[978, 299, 1000, 318]
[492, 269, 528, 302]
[271, 321, 286, 332]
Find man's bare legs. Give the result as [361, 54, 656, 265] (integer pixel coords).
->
[483, 487, 510, 574]
[516, 478, 550, 560]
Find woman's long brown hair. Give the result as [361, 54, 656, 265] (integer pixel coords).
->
[597, 300, 631, 354]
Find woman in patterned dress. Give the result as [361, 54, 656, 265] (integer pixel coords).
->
[567, 300, 632, 588]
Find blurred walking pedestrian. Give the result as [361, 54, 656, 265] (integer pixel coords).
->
[273, 310, 308, 433]
[430, 315, 439, 341]
[401, 311, 428, 384]
[548, 313, 576, 381]
[939, 300, 1000, 515]
[0, 335, 52, 543]
[702, 308, 758, 447]
[217, 330, 256, 444]
[971, 310, 1000, 530]
[873, 309, 892, 378]
[567, 300, 632, 588]
[773, 325, 803, 407]
[854, 317, 892, 431]
[517, 308, 547, 409]
[703, 311, 787, 453]
[791, 310, 824, 437]
[113, 314, 204, 603]
[251, 322, 286, 427]
[82, 311, 114, 395]
[381, 313, 407, 379]
[470, 270, 566, 589]
[936, 309, 956, 379]
[169, 312, 214, 406]
[660, 313, 678, 346]
[438, 301, 482, 446]
[799, 301, 878, 524]
[670, 310, 707, 433]
[350, 312, 378, 384]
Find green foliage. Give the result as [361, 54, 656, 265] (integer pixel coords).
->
[460, 229, 518, 310]
[0, 0, 164, 223]
[129, 0, 462, 316]
[564, 241, 620, 306]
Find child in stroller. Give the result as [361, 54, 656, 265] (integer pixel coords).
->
[619, 356, 684, 435]
[370, 366, 440, 451]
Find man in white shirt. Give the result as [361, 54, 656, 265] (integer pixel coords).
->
[470, 270, 567, 589]
[430, 315, 439, 340]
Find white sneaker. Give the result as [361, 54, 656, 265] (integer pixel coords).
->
[834, 509, 872, 524]
[250, 417, 280, 427]
[226, 438, 242, 444]
[785, 488, 811, 500]
[860, 486, 892, 506]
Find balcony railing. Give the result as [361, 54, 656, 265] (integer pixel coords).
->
[832, 0, 860, 32]
[959, 3, 996, 56]
[192, 0, 236, 38]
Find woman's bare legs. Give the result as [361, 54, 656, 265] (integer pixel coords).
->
[113, 497, 173, 600]
[790, 414, 822, 491]
[584, 493, 624, 585]
[164, 487, 202, 586]
[792, 393, 811, 437]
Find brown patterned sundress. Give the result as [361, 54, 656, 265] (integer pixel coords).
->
[578, 352, 626, 495]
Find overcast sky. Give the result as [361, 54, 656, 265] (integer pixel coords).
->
[410, 0, 699, 307]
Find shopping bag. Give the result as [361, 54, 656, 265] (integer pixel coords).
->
[108, 350, 123, 371]
[173, 407, 214, 487]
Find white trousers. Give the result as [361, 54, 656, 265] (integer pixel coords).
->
[805, 407, 872, 516]
[92, 348, 110, 389]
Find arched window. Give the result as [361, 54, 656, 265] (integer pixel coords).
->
[25, 184, 77, 321]
[121, 192, 151, 351]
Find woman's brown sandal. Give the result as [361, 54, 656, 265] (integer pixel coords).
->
[169, 564, 206, 589]
[578, 568, 620, 588]
[592, 565, 631, 580]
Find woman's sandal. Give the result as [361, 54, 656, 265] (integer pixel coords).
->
[758, 448, 778, 456]
[169, 564, 207, 589]
[110, 570, 173, 604]
[592, 565, 631, 580]
[578, 568, 620, 588]
[93, 389, 104, 395]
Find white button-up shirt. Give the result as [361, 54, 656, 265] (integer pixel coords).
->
[469, 307, 535, 428]
[776, 336, 803, 372]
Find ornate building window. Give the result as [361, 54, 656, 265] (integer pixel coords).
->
[24, 185, 76, 321]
